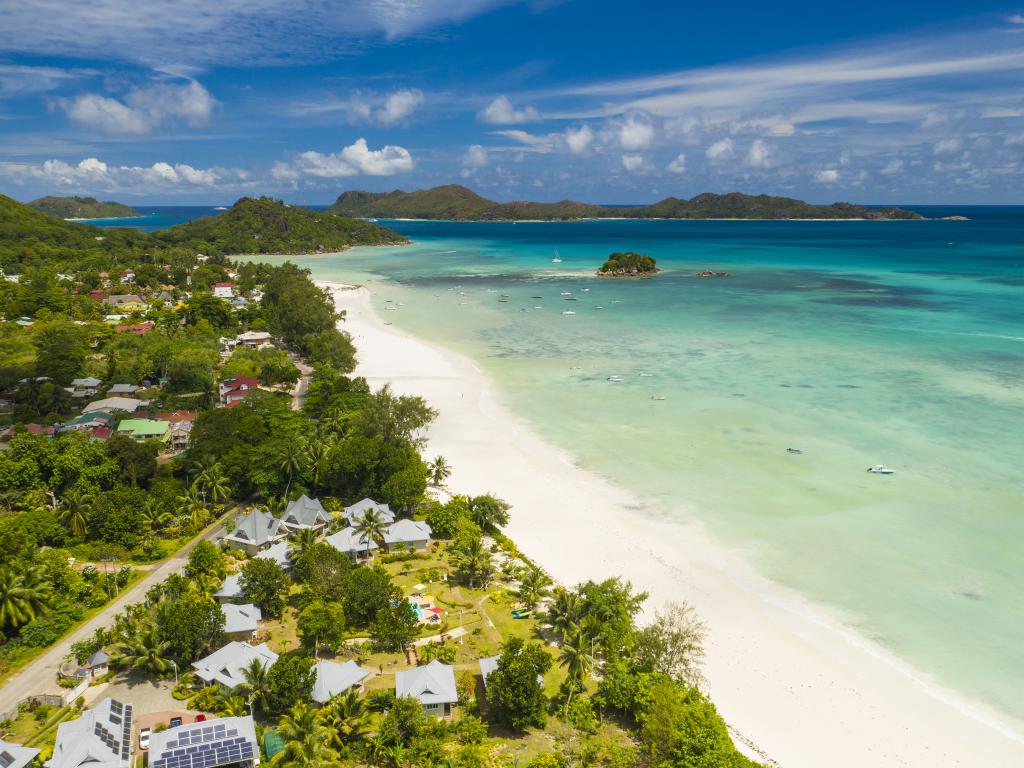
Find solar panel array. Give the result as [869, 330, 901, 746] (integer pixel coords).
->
[0, 751, 15, 768]
[94, 700, 132, 760]
[152, 723, 255, 768]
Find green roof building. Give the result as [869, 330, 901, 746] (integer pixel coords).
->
[116, 418, 170, 442]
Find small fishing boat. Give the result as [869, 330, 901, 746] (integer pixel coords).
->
[499, 294, 510, 302]
[867, 464, 895, 474]
[639, 373, 653, 377]
[531, 295, 544, 299]
[786, 448, 803, 454]
[594, 305, 604, 309]
[607, 375, 623, 382]
[564, 296, 577, 301]
[552, 250, 562, 263]
[561, 310, 576, 316]
[651, 395, 665, 400]
[213, 206, 228, 211]
[560, 291, 572, 296]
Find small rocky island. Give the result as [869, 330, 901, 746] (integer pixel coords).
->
[597, 251, 659, 277]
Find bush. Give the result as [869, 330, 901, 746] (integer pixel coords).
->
[367, 690, 394, 712]
[420, 642, 457, 665]
[18, 613, 76, 648]
[564, 696, 598, 733]
[457, 714, 487, 745]
[188, 686, 221, 712]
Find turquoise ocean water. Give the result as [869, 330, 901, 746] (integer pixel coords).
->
[93, 207, 1024, 721]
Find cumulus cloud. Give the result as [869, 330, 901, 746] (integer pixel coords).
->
[463, 144, 489, 168]
[291, 138, 414, 178]
[479, 95, 540, 124]
[665, 153, 687, 174]
[814, 169, 840, 183]
[706, 138, 734, 160]
[58, 79, 214, 136]
[564, 125, 594, 155]
[620, 154, 648, 173]
[378, 89, 424, 125]
[746, 139, 773, 168]
[617, 114, 654, 150]
[880, 159, 904, 175]
[934, 137, 962, 155]
[0, 156, 227, 191]
[1009, 14, 1024, 24]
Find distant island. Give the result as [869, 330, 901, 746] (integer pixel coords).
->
[329, 184, 924, 221]
[597, 251, 659, 276]
[28, 195, 140, 219]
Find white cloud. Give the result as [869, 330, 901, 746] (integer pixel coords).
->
[490, 129, 555, 152]
[463, 144, 489, 168]
[479, 96, 540, 124]
[296, 88, 424, 125]
[0, 64, 95, 97]
[378, 89, 423, 124]
[0, 156, 226, 190]
[934, 137, 962, 155]
[746, 139, 773, 168]
[1005, 131, 1024, 146]
[665, 153, 687, 174]
[292, 138, 414, 178]
[706, 138, 734, 160]
[1009, 14, 1024, 24]
[880, 159, 904, 175]
[618, 114, 654, 150]
[620, 154, 648, 173]
[814, 169, 840, 183]
[59, 79, 214, 136]
[564, 124, 594, 155]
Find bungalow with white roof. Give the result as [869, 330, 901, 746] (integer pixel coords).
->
[47, 697, 133, 768]
[147, 716, 259, 768]
[83, 396, 144, 414]
[383, 519, 432, 552]
[312, 660, 370, 703]
[214, 573, 244, 604]
[0, 738, 39, 768]
[280, 495, 330, 534]
[192, 641, 278, 689]
[107, 383, 139, 396]
[342, 498, 395, 526]
[325, 527, 377, 561]
[69, 377, 102, 397]
[235, 331, 273, 348]
[221, 603, 262, 640]
[395, 660, 458, 719]
[254, 540, 292, 570]
[222, 508, 285, 557]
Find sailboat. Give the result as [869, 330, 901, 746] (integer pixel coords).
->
[551, 249, 562, 264]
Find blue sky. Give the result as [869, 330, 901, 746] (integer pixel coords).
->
[1, 1, 1023, 204]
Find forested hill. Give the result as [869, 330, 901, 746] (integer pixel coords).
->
[0, 195, 406, 272]
[28, 195, 139, 219]
[330, 184, 923, 221]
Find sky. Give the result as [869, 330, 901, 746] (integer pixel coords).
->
[1, 1, 1023, 204]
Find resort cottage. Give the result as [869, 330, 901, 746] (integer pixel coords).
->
[254, 540, 292, 570]
[221, 603, 262, 640]
[222, 508, 285, 557]
[47, 698, 133, 768]
[280, 494, 330, 534]
[192, 641, 278, 689]
[60, 649, 110, 681]
[326, 527, 378, 560]
[383, 519, 432, 552]
[214, 573, 244, 603]
[0, 738, 39, 768]
[147, 716, 259, 768]
[342, 497, 395, 526]
[395, 660, 458, 719]
[312, 660, 371, 703]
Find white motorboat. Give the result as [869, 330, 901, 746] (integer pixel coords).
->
[561, 310, 576, 316]
[552, 249, 562, 263]
[867, 464, 896, 474]
[607, 375, 623, 382]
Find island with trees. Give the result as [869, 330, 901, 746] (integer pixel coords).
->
[329, 184, 924, 221]
[27, 196, 140, 220]
[597, 252, 659, 277]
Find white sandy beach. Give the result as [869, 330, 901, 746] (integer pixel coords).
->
[323, 280, 1024, 768]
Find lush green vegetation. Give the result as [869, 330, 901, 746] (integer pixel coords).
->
[27, 196, 139, 219]
[597, 252, 658, 276]
[329, 184, 923, 221]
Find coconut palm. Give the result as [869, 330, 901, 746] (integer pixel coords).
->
[542, 588, 582, 642]
[0, 567, 52, 630]
[558, 628, 594, 712]
[353, 509, 387, 560]
[58, 489, 94, 538]
[265, 495, 288, 518]
[304, 437, 335, 494]
[451, 534, 494, 589]
[177, 483, 208, 529]
[236, 658, 273, 714]
[321, 690, 371, 750]
[289, 527, 319, 558]
[140, 498, 171, 532]
[278, 442, 306, 498]
[428, 456, 451, 488]
[516, 566, 552, 611]
[197, 463, 232, 510]
[271, 703, 338, 767]
[111, 625, 173, 677]
[216, 691, 249, 717]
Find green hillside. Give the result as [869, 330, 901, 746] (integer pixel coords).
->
[330, 184, 922, 221]
[28, 195, 139, 219]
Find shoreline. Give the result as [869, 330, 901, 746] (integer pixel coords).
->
[320, 278, 1024, 768]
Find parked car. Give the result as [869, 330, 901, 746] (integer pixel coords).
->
[139, 728, 151, 750]
[195, 713, 207, 722]
[169, 716, 182, 728]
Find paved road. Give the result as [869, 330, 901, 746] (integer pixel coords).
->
[0, 523, 224, 715]
[290, 357, 313, 411]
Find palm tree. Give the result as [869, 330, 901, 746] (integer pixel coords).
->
[271, 703, 338, 767]
[289, 527, 318, 558]
[278, 442, 306, 498]
[558, 628, 594, 713]
[321, 690, 371, 751]
[516, 567, 552, 611]
[451, 535, 493, 589]
[542, 588, 582, 642]
[140, 498, 171, 532]
[58, 489, 94, 538]
[0, 567, 52, 629]
[353, 509, 386, 560]
[216, 691, 249, 717]
[265, 495, 288, 518]
[112, 625, 173, 677]
[196, 463, 231, 513]
[304, 437, 335, 494]
[177, 483, 208, 529]
[236, 658, 273, 714]
[428, 456, 451, 488]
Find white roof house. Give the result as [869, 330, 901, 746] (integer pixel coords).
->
[70, 377, 102, 389]
[214, 573, 244, 601]
[107, 384, 139, 395]
[312, 660, 370, 703]
[326, 527, 378, 558]
[383, 519, 432, 549]
[0, 738, 40, 768]
[281, 495, 330, 532]
[83, 397, 143, 414]
[395, 660, 458, 717]
[254, 540, 292, 569]
[342, 498, 395, 526]
[221, 603, 262, 635]
[223, 508, 284, 554]
[148, 716, 258, 768]
[47, 698, 133, 768]
[192, 642, 278, 689]
[235, 331, 272, 346]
